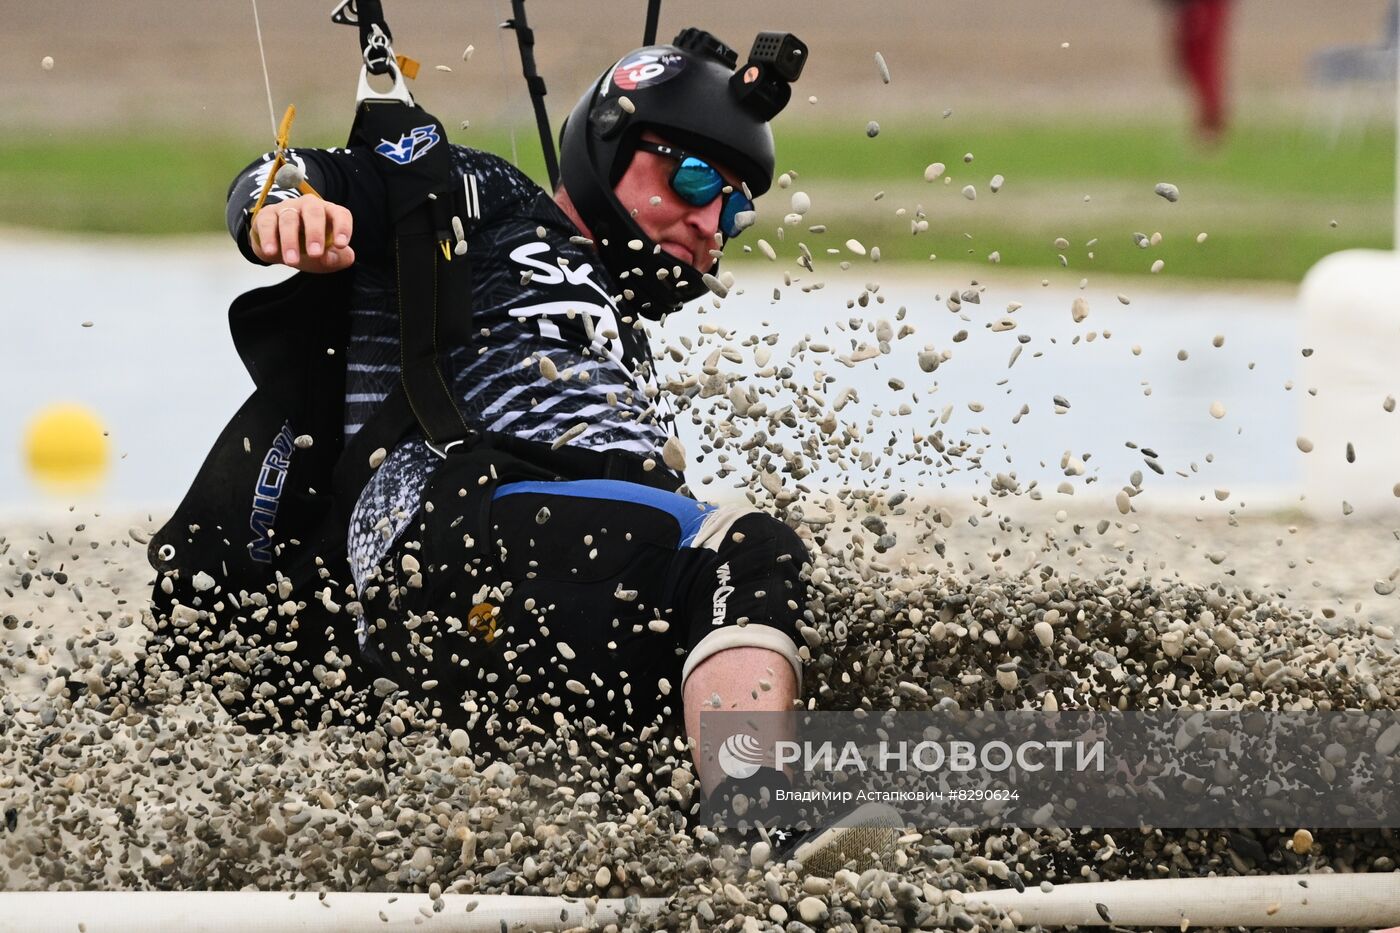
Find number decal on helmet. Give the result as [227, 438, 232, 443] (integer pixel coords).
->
[610, 51, 686, 91]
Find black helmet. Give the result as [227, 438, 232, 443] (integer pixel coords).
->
[559, 28, 805, 318]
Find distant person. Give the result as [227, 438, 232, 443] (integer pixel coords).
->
[1165, 0, 1233, 143]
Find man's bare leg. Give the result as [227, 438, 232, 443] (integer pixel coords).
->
[683, 645, 797, 797]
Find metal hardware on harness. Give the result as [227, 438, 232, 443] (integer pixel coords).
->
[426, 438, 469, 459]
[356, 24, 414, 104]
[329, 0, 360, 26]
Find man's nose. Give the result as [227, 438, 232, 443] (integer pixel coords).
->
[682, 195, 724, 240]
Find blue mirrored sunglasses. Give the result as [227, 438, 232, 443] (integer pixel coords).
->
[634, 141, 754, 239]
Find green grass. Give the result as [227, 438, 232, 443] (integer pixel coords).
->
[774, 120, 1394, 200]
[1, 120, 1391, 283]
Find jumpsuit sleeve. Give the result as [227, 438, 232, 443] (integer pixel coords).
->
[226, 146, 390, 266]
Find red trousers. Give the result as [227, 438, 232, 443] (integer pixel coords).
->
[1173, 0, 1231, 136]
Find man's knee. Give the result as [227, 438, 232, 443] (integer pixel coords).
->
[710, 510, 811, 568]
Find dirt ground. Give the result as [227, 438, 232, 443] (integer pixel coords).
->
[5, 0, 1393, 136]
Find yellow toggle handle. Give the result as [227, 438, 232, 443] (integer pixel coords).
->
[248, 105, 333, 255]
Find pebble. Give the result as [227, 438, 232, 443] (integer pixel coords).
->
[1155, 182, 1180, 202]
[550, 422, 588, 449]
[874, 52, 891, 84]
[990, 174, 1004, 193]
[1209, 401, 1226, 419]
[662, 435, 687, 471]
[866, 121, 880, 138]
[924, 162, 945, 182]
[1071, 297, 1089, 323]
[41, 56, 54, 70]
[797, 896, 828, 923]
[1297, 436, 1314, 453]
[1292, 829, 1313, 855]
[961, 185, 976, 200]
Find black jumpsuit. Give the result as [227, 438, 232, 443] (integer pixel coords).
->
[227, 144, 808, 747]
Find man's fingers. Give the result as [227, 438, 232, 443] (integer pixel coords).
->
[299, 199, 327, 257]
[253, 211, 280, 259]
[251, 199, 352, 269]
[277, 206, 303, 264]
[328, 204, 354, 249]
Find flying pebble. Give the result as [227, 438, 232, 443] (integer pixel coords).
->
[551, 422, 588, 449]
[1154, 182, 1180, 202]
[865, 121, 880, 137]
[702, 273, 729, 298]
[41, 56, 54, 70]
[1209, 401, 1226, 419]
[874, 51, 891, 84]
[662, 435, 687, 471]
[990, 174, 1004, 193]
[962, 185, 976, 200]
[924, 162, 945, 182]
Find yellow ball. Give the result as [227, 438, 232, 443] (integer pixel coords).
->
[24, 403, 110, 489]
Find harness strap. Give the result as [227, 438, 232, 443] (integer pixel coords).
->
[394, 218, 474, 446]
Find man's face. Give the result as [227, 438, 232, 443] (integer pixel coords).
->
[611, 132, 743, 275]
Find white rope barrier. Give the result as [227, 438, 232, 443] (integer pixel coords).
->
[963, 872, 1400, 928]
[4, 874, 1396, 930]
[0, 892, 669, 933]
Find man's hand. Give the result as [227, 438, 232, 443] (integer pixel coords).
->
[251, 197, 356, 273]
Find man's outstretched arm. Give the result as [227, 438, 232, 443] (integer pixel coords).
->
[225, 148, 382, 273]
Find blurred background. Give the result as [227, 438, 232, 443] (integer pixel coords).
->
[2, 0, 1396, 511]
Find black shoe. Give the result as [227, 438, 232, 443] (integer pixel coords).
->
[770, 801, 903, 876]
